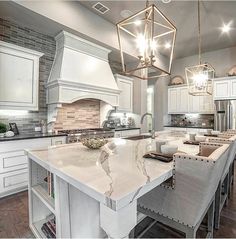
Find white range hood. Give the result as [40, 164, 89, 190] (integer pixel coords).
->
[47, 31, 120, 122]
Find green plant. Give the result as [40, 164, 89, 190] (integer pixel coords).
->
[0, 123, 7, 134]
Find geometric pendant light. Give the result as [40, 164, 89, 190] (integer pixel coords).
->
[185, 0, 215, 96]
[116, 0, 177, 80]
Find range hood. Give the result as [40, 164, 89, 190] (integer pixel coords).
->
[47, 31, 120, 122]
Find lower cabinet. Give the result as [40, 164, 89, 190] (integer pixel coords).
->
[0, 136, 67, 197]
[114, 129, 140, 138]
[163, 127, 212, 133]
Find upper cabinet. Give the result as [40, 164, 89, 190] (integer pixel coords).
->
[114, 74, 133, 112]
[0, 41, 43, 111]
[213, 77, 236, 100]
[168, 85, 214, 114]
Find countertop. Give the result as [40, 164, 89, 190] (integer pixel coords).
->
[164, 125, 214, 129]
[26, 132, 199, 210]
[0, 132, 67, 142]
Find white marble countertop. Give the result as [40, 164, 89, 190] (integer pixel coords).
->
[26, 132, 199, 211]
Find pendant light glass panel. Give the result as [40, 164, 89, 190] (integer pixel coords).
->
[185, 63, 215, 96]
[117, 4, 176, 80]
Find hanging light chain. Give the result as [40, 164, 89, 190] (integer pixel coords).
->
[198, 0, 202, 65]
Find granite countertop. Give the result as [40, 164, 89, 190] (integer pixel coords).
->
[26, 133, 199, 211]
[0, 132, 67, 142]
[164, 125, 214, 129]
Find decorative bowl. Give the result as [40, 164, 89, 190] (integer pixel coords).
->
[81, 138, 108, 149]
[195, 135, 206, 142]
[161, 145, 178, 155]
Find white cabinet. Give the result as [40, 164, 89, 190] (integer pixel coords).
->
[0, 41, 43, 110]
[114, 129, 140, 138]
[0, 136, 67, 197]
[168, 85, 214, 114]
[213, 77, 236, 100]
[115, 74, 133, 112]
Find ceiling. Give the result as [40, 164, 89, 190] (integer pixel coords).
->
[80, 0, 236, 59]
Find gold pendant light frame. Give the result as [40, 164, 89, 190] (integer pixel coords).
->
[185, 0, 215, 96]
[116, 1, 177, 80]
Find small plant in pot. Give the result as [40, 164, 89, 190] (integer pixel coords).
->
[0, 123, 7, 137]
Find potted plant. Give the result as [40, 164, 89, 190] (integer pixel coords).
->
[0, 123, 7, 137]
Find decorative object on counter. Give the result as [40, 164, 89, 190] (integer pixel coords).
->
[9, 122, 19, 135]
[34, 126, 41, 132]
[195, 135, 206, 142]
[227, 65, 236, 76]
[0, 122, 7, 137]
[81, 138, 108, 149]
[41, 120, 47, 134]
[143, 151, 173, 163]
[5, 131, 14, 137]
[185, 0, 215, 96]
[211, 130, 220, 136]
[169, 76, 184, 86]
[127, 117, 135, 127]
[116, 0, 176, 80]
[161, 144, 178, 155]
[183, 140, 200, 145]
[189, 133, 196, 141]
[156, 140, 167, 153]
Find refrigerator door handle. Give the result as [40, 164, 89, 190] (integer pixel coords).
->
[228, 101, 232, 130]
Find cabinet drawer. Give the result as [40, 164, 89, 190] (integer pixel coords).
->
[0, 150, 27, 173]
[0, 169, 28, 194]
[51, 136, 66, 145]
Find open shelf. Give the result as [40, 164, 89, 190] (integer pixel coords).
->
[31, 219, 48, 238]
[32, 184, 55, 214]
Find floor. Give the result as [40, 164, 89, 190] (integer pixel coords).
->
[0, 165, 235, 238]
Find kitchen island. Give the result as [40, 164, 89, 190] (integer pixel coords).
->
[26, 134, 198, 238]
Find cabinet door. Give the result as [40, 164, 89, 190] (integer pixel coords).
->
[231, 79, 236, 98]
[178, 87, 189, 113]
[0, 41, 43, 110]
[117, 76, 133, 112]
[189, 95, 200, 113]
[168, 88, 178, 113]
[214, 80, 230, 99]
[114, 132, 122, 138]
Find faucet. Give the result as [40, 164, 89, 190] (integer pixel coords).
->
[140, 113, 155, 139]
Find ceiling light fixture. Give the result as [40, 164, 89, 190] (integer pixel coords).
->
[221, 22, 232, 33]
[116, 0, 176, 80]
[185, 0, 215, 96]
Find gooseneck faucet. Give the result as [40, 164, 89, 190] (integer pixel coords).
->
[140, 113, 155, 139]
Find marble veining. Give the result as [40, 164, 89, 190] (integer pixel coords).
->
[26, 132, 199, 211]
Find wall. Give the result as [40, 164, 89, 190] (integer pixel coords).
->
[0, 17, 56, 133]
[171, 46, 236, 81]
[53, 100, 100, 131]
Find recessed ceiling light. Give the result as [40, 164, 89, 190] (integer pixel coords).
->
[221, 22, 232, 33]
[162, 0, 171, 3]
[120, 10, 133, 18]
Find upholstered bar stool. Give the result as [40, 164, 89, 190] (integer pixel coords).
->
[207, 135, 236, 229]
[138, 143, 229, 238]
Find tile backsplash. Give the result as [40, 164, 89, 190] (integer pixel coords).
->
[0, 17, 55, 134]
[169, 114, 214, 128]
[53, 100, 100, 130]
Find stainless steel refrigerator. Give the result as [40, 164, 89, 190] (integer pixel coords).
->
[215, 100, 236, 131]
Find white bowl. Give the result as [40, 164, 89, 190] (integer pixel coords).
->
[161, 145, 178, 155]
[211, 130, 220, 135]
[195, 135, 206, 142]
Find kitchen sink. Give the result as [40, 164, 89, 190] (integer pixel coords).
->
[124, 135, 152, 140]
